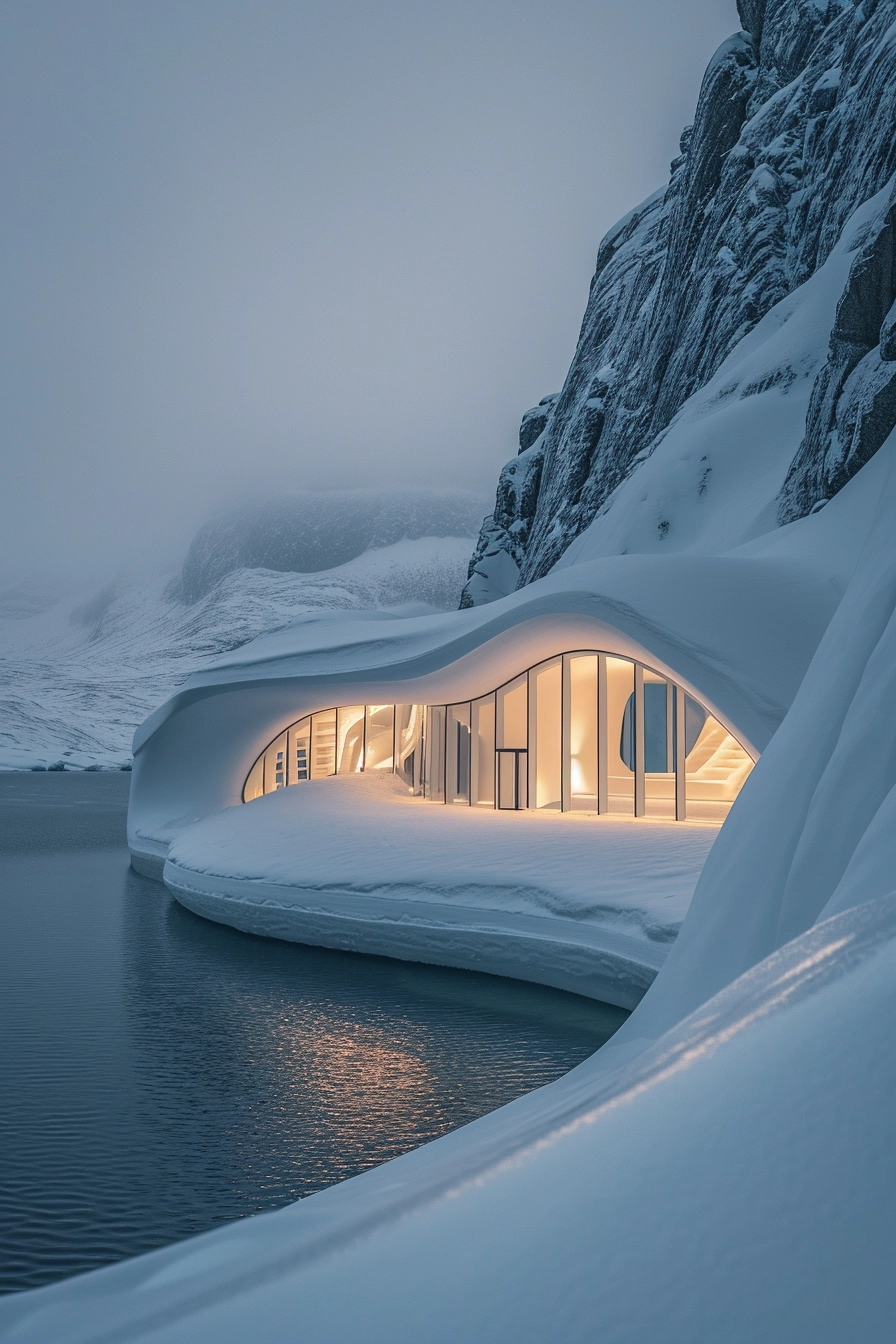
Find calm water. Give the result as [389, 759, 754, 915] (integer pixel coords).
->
[0, 772, 626, 1295]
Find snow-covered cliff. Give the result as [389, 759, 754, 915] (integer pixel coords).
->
[463, 0, 896, 605]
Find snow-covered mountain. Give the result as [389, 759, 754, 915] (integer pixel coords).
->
[0, 502, 482, 770]
[179, 490, 488, 602]
[463, 0, 896, 604]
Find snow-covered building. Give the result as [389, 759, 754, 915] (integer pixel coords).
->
[122, 538, 836, 1010]
[128, 544, 835, 887]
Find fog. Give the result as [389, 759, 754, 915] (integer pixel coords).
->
[1, 0, 737, 590]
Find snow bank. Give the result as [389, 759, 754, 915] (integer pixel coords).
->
[163, 773, 717, 1009]
[605, 426, 896, 1047]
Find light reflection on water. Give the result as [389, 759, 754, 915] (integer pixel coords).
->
[0, 774, 626, 1294]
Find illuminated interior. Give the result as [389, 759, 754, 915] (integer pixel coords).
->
[243, 651, 754, 822]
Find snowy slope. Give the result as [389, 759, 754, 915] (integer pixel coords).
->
[608, 421, 896, 1045]
[0, 536, 475, 770]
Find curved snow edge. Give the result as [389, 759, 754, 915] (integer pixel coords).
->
[163, 860, 664, 1010]
[130, 845, 167, 880]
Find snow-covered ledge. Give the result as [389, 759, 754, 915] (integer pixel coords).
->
[163, 773, 719, 1010]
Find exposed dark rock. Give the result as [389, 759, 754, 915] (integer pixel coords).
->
[462, 0, 896, 605]
[461, 412, 547, 607]
[780, 186, 896, 520]
[518, 395, 557, 453]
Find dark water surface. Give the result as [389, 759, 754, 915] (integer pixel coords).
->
[0, 772, 626, 1294]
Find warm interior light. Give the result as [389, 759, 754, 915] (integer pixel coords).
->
[243, 650, 755, 823]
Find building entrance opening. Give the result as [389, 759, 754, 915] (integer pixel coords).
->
[497, 750, 528, 810]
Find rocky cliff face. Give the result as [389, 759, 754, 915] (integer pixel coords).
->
[463, 0, 896, 605]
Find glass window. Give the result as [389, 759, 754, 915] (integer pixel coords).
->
[643, 670, 675, 819]
[365, 704, 395, 771]
[497, 675, 527, 749]
[263, 731, 288, 792]
[290, 717, 311, 783]
[447, 703, 471, 803]
[567, 654, 598, 811]
[243, 756, 264, 802]
[310, 709, 337, 779]
[531, 659, 561, 810]
[686, 707, 754, 823]
[424, 705, 446, 802]
[395, 704, 423, 792]
[605, 656, 635, 815]
[471, 694, 496, 806]
[336, 706, 365, 774]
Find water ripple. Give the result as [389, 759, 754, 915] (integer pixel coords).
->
[0, 775, 626, 1293]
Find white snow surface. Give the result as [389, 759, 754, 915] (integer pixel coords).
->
[163, 773, 717, 1009]
[0, 536, 474, 771]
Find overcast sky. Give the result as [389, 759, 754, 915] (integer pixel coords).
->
[1, 0, 738, 589]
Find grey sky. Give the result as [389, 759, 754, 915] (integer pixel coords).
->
[1, 0, 738, 588]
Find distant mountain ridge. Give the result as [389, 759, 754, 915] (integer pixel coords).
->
[0, 529, 479, 770]
[179, 489, 488, 603]
[462, 0, 896, 605]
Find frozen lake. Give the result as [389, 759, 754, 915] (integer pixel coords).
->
[0, 772, 626, 1294]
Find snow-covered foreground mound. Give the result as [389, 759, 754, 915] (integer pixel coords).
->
[4, 895, 894, 1343]
[0, 537, 474, 771]
[163, 773, 718, 1009]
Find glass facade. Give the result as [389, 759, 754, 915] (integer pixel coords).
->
[531, 658, 562, 811]
[447, 703, 472, 804]
[395, 704, 423, 792]
[565, 654, 598, 812]
[336, 706, 365, 774]
[606, 657, 635, 815]
[365, 705, 395, 771]
[471, 695, 496, 807]
[243, 651, 755, 822]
